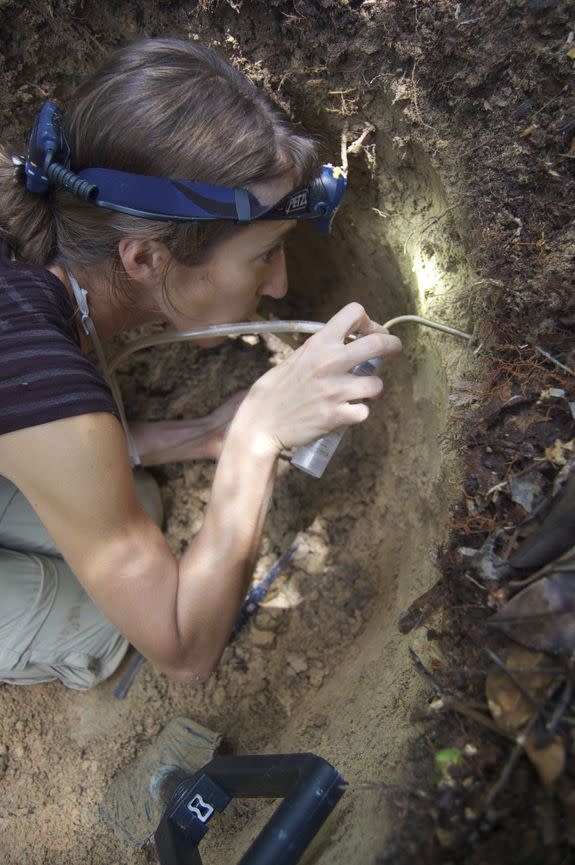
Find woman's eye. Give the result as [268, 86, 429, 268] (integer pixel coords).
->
[261, 244, 281, 265]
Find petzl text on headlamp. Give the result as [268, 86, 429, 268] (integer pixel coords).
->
[22, 101, 346, 234]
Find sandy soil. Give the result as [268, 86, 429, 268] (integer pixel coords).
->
[0, 2, 573, 864]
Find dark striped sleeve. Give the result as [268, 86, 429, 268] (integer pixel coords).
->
[0, 260, 120, 436]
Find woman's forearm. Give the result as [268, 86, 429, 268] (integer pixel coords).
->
[130, 418, 220, 465]
[170, 414, 279, 679]
[129, 392, 247, 465]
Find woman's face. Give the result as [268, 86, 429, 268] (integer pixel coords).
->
[162, 174, 298, 329]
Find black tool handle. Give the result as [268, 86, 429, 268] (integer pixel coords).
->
[155, 753, 345, 865]
[236, 755, 343, 865]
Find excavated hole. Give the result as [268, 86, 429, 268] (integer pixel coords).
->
[0, 75, 476, 864]
[115, 126, 474, 864]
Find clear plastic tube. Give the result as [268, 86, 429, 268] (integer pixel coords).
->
[108, 320, 325, 375]
[108, 315, 471, 375]
[106, 315, 471, 478]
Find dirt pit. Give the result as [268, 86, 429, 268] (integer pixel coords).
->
[1, 2, 573, 864]
[111, 119, 471, 864]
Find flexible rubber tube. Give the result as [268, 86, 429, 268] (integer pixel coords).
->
[382, 314, 472, 341]
[107, 315, 472, 374]
[108, 320, 324, 374]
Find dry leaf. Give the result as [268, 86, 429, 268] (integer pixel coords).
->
[508, 466, 575, 571]
[508, 471, 545, 513]
[539, 387, 566, 400]
[485, 645, 556, 734]
[525, 730, 566, 787]
[489, 561, 575, 655]
[460, 530, 509, 581]
[398, 579, 444, 634]
[544, 438, 575, 467]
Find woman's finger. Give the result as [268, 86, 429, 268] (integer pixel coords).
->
[342, 331, 402, 368]
[320, 302, 372, 342]
[319, 303, 402, 361]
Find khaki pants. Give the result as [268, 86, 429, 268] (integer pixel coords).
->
[0, 470, 163, 690]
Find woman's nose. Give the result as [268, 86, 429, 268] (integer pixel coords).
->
[259, 250, 288, 299]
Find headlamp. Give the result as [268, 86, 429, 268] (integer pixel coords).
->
[22, 101, 346, 235]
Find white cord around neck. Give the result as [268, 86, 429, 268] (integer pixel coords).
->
[67, 271, 141, 467]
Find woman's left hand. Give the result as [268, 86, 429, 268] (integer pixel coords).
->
[130, 389, 248, 465]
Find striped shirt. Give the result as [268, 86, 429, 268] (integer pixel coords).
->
[0, 241, 119, 436]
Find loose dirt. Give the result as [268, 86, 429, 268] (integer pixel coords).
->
[0, 2, 573, 864]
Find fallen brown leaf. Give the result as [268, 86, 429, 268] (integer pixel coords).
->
[398, 579, 444, 634]
[489, 556, 575, 655]
[485, 645, 556, 734]
[508, 463, 575, 571]
[544, 438, 575, 467]
[525, 730, 566, 787]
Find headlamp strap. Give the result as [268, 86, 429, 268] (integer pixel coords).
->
[22, 102, 346, 234]
[234, 188, 252, 222]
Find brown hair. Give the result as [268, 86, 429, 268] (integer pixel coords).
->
[0, 37, 319, 297]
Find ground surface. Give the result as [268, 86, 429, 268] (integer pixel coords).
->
[0, 2, 574, 864]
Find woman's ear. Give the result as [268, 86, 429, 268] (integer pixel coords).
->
[118, 238, 169, 288]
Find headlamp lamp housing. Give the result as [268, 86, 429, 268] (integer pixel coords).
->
[24, 101, 71, 195]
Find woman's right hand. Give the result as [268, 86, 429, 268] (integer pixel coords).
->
[232, 302, 402, 458]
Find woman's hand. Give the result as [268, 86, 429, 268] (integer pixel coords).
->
[233, 302, 402, 457]
[129, 390, 248, 465]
